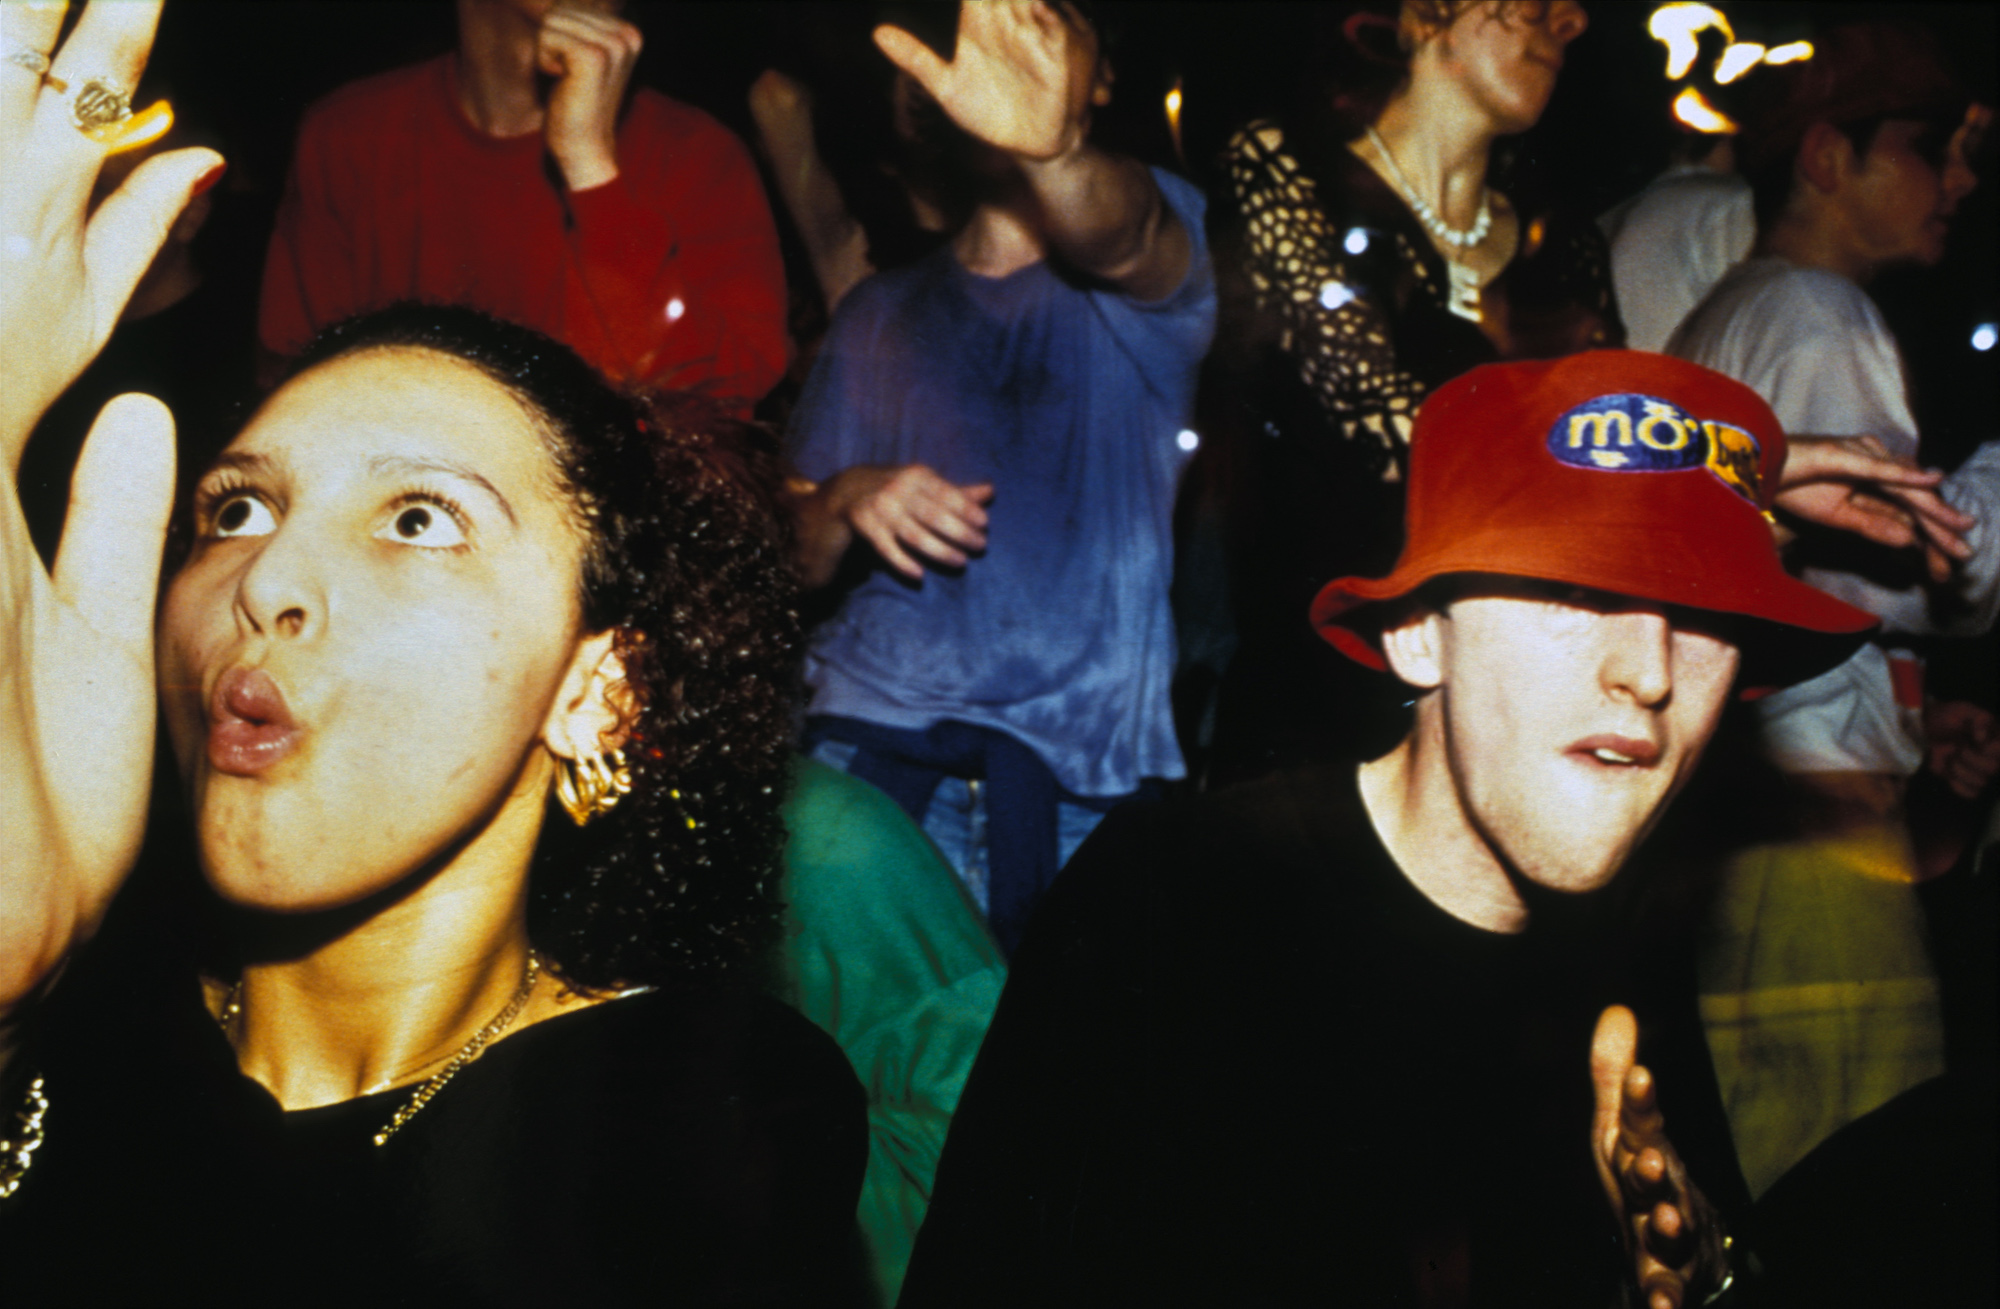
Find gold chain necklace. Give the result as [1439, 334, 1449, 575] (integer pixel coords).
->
[0, 1074, 48, 1199]
[220, 952, 543, 1148]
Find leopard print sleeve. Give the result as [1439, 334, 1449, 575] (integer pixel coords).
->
[1225, 122, 1431, 476]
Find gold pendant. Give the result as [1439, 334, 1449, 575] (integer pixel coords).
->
[1447, 260, 1483, 323]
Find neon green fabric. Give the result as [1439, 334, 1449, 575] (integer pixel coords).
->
[771, 757, 1008, 1308]
[1697, 826, 1944, 1198]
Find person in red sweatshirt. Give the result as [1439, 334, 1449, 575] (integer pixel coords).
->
[259, 0, 788, 409]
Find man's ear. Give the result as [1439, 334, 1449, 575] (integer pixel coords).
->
[1795, 120, 1856, 197]
[1379, 604, 1447, 692]
[1400, 4, 1450, 54]
[543, 629, 631, 762]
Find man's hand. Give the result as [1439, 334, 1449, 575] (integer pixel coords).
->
[1591, 1006, 1731, 1309]
[833, 464, 994, 578]
[874, 0, 1100, 163]
[792, 465, 994, 588]
[538, 2, 642, 192]
[1775, 436, 1975, 583]
[876, 0, 1187, 297]
[1925, 699, 2000, 800]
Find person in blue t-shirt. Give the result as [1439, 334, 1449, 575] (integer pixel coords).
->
[785, 0, 1216, 953]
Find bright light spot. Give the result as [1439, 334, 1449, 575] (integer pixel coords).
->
[1672, 87, 1739, 135]
[664, 297, 686, 322]
[1973, 323, 1998, 353]
[1648, 3, 1732, 80]
[1715, 42, 1765, 84]
[1319, 281, 1357, 311]
[1164, 87, 1182, 119]
[1176, 429, 1200, 452]
[1763, 41, 1813, 65]
[1343, 227, 1370, 255]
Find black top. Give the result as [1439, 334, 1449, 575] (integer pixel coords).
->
[900, 762, 1745, 1308]
[4, 935, 869, 1307]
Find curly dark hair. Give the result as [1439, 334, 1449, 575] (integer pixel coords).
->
[287, 304, 803, 991]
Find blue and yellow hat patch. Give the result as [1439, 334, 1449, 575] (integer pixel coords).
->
[1546, 393, 1764, 505]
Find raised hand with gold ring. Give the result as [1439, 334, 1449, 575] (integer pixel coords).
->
[1, 0, 223, 1075]
[0, 0, 218, 440]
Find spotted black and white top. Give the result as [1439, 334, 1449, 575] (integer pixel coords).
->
[1222, 119, 1619, 481]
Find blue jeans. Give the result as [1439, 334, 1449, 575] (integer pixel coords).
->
[807, 738, 1110, 918]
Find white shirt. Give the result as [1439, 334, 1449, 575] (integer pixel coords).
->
[1671, 258, 1928, 774]
[1600, 165, 1756, 353]
[1669, 256, 1919, 458]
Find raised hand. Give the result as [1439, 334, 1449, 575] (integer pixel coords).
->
[747, 68, 811, 153]
[537, 1, 642, 191]
[1, 0, 214, 1039]
[0, 0, 221, 445]
[1775, 435, 1976, 583]
[873, 0, 1102, 162]
[1590, 1006, 1732, 1309]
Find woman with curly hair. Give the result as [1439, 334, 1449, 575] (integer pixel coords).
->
[0, 8, 862, 1300]
[1208, 0, 1617, 781]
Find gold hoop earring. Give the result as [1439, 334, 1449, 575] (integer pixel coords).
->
[555, 747, 632, 827]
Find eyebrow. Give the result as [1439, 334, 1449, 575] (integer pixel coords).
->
[367, 455, 518, 525]
[200, 449, 279, 482]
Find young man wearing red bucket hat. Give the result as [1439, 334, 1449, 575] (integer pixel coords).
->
[899, 351, 1875, 1309]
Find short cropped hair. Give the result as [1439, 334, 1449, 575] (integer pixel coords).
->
[1737, 22, 1968, 228]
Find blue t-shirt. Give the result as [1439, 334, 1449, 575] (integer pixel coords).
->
[791, 169, 1216, 799]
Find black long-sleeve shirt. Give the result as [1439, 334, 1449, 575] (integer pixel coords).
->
[902, 761, 1747, 1307]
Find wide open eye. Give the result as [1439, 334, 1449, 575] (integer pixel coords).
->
[375, 499, 468, 549]
[210, 493, 278, 538]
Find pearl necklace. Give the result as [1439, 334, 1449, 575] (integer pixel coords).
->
[1365, 125, 1493, 322]
[220, 951, 543, 1147]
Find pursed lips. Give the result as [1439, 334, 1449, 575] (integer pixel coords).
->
[207, 665, 305, 776]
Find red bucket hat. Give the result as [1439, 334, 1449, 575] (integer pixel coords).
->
[1311, 352, 1875, 689]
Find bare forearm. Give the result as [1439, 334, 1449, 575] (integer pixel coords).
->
[777, 162, 874, 311]
[758, 115, 876, 310]
[788, 479, 856, 591]
[1020, 146, 1189, 300]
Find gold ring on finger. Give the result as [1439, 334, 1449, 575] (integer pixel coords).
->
[68, 76, 134, 139]
[4, 46, 66, 92]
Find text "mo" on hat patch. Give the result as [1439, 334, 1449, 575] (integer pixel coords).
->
[1546, 393, 1763, 505]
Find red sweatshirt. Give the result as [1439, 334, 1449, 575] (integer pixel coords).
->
[260, 55, 788, 407]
